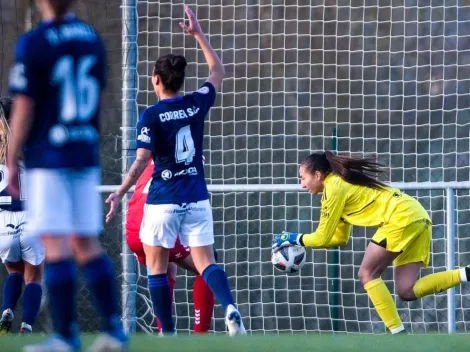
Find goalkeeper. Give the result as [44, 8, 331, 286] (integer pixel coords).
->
[272, 151, 469, 334]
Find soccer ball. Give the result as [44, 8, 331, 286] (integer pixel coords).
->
[271, 245, 306, 273]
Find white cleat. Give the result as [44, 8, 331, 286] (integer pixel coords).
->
[20, 322, 33, 335]
[87, 333, 128, 352]
[225, 304, 247, 336]
[23, 336, 80, 352]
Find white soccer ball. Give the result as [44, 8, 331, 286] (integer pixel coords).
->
[271, 245, 306, 273]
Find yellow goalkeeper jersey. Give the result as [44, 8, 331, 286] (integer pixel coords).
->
[302, 173, 431, 248]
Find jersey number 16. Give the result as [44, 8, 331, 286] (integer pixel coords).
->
[52, 55, 100, 124]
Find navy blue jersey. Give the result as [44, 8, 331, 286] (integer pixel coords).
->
[9, 16, 106, 169]
[136, 82, 216, 205]
[0, 164, 25, 211]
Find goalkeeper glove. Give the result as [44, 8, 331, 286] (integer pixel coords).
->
[272, 231, 303, 252]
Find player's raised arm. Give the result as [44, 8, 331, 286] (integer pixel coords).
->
[179, 6, 225, 91]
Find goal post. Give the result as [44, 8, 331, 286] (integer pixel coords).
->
[120, 1, 470, 334]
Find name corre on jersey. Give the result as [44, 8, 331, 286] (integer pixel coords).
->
[159, 106, 200, 122]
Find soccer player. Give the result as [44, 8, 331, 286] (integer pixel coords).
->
[272, 151, 470, 334]
[126, 159, 215, 333]
[0, 97, 44, 335]
[7, 1, 127, 351]
[106, 6, 246, 336]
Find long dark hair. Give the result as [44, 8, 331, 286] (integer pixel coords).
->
[153, 54, 187, 93]
[301, 151, 387, 189]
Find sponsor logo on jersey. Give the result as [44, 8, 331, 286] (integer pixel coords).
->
[137, 127, 151, 143]
[161, 169, 172, 180]
[174, 167, 198, 177]
[197, 86, 210, 94]
[48, 124, 99, 147]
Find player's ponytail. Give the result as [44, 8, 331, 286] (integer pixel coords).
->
[153, 54, 187, 93]
[301, 151, 387, 189]
[47, 0, 75, 17]
[0, 97, 12, 164]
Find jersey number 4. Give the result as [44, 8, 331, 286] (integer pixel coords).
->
[175, 125, 195, 165]
[52, 55, 99, 123]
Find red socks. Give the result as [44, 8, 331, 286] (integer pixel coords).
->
[193, 275, 214, 334]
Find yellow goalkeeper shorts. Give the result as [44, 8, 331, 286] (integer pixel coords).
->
[371, 218, 432, 268]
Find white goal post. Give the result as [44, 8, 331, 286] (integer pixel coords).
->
[119, 1, 470, 335]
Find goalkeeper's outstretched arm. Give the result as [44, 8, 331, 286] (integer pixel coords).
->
[299, 184, 350, 248]
[273, 184, 352, 251]
[303, 219, 352, 248]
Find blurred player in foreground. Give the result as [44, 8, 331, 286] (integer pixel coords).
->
[273, 151, 470, 334]
[7, 0, 127, 350]
[106, 6, 245, 336]
[0, 97, 44, 335]
[126, 158, 215, 333]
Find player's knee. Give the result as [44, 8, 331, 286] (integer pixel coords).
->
[358, 267, 381, 285]
[396, 286, 417, 301]
[23, 264, 43, 284]
[71, 236, 103, 264]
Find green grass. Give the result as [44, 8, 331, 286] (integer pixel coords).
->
[2, 333, 469, 351]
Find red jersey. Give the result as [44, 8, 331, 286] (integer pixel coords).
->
[126, 160, 154, 232]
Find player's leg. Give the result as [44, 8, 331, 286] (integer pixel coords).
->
[19, 210, 45, 334]
[0, 260, 24, 335]
[69, 167, 126, 350]
[394, 222, 466, 301]
[140, 203, 180, 335]
[155, 263, 176, 333]
[0, 211, 24, 334]
[358, 241, 403, 334]
[144, 244, 174, 334]
[20, 261, 43, 334]
[175, 252, 214, 334]
[181, 200, 245, 335]
[22, 167, 82, 350]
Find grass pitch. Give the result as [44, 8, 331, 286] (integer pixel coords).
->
[2, 333, 469, 351]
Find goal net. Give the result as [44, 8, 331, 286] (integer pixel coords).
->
[131, 1, 470, 334]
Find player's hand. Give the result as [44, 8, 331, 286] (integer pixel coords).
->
[271, 231, 302, 252]
[179, 6, 203, 36]
[105, 192, 123, 223]
[6, 162, 20, 199]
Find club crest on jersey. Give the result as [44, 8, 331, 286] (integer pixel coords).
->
[137, 127, 151, 143]
[161, 169, 172, 180]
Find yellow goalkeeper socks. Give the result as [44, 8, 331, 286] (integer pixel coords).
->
[413, 268, 464, 299]
[364, 278, 404, 334]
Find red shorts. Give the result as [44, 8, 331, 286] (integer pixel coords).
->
[126, 229, 191, 265]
